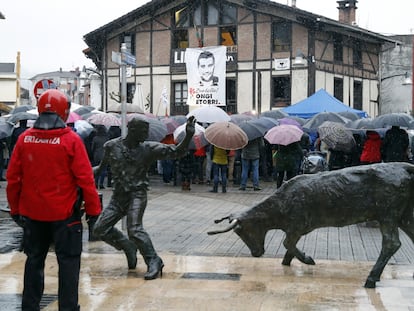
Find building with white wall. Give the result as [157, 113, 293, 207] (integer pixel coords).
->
[83, 0, 396, 117]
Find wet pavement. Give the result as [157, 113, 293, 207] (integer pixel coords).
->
[1, 177, 414, 310]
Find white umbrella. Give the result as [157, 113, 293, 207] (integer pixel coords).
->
[186, 106, 230, 123]
[173, 123, 208, 149]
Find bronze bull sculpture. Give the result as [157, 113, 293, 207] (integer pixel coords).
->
[208, 162, 414, 288]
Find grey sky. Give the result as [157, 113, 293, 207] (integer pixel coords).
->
[1, 0, 412, 87]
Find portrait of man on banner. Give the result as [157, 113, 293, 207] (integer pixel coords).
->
[185, 46, 226, 106]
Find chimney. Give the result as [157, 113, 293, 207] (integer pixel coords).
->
[291, 0, 296, 8]
[337, 0, 358, 25]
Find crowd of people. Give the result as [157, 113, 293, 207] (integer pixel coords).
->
[4, 88, 414, 310]
[3, 113, 413, 194]
[149, 123, 412, 191]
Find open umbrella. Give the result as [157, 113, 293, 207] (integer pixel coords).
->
[346, 118, 375, 129]
[87, 112, 121, 127]
[74, 120, 94, 138]
[264, 124, 304, 146]
[238, 120, 267, 141]
[66, 112, 83, 123]
[186, 106, 230, 123]
[10, 105, 36, 114]
[337, 111, 361, 121]
[205, 121, 248, 150]
[173, 123, 209, 150]
[170, 115, 187, 125]
[371, 113, 414, 128]
[73, 106, 96, 116]
[303, 112, 349, 130]
[278, 117, 303, 129]
[254, 117, 280, 131]
[8, 111, 38, 124]
[229, 113, 256, 125]
[318, 121, 356, 152]
[159, 117, 180, 135]
[128, 114, 168, 141]
[239, 117, 280, 141]
[0, 118, 14, 139]
[260, 109, 288, 120]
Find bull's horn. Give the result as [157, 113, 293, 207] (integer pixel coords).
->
[207, 219, 238, 235]
[214, 216, 230, 224]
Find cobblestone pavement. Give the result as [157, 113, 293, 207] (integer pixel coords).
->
[1, 177, 414, 310]
[2, 176, 414, 265]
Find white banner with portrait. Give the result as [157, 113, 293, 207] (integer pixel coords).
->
[185, 46, 226, 106]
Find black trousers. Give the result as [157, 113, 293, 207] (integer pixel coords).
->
[22, 215, 82, 311]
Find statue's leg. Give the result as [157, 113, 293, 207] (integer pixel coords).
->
[93, 199, 137, 269]
[365, 223, 401, 288]
[399, 219, 414, 280]
[282, 232, 315, 265]
[127, 189, 164, 280]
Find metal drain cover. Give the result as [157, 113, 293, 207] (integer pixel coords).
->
[181, 272, 240, 281]
[0, 293, 58, 309]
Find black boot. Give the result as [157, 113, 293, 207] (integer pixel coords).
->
[97, 228, 138, 269]
[123, 241, 138, 269]
[209, 185, 218, 193]
[222, 185, 227, 193]
[144, 256, 164, 280]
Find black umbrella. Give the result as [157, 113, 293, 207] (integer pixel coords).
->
[170, 115, 187, 125]
[239, 117, 279, 140]
[0, 118, 14, 139]
[8, 112, 38, 124]
[303, 112, 348, 130]
[127, 114, 168, 142]
[260, 109, 288, 120]
[337, 111, 361, 121]
[10, 105, 36, 114]
[239, 121, 266, 141]
[346, 118, 375, 129]
[371, 113, 413, 128]
[229, 113, 256, 125]
[74, 106, 96, 116]
[254, 117, 279, 131]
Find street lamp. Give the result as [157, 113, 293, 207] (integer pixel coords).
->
[292, 49, 315, 67]
[381, 72, 412, 85]
[380, 71, 413, 115]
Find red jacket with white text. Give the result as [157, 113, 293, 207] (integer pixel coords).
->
[7, 126, 101, 221]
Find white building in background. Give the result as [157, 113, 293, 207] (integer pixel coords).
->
[380, 35, 413, 115]
[0, 63, 17, 107]
[83, 0, 398, 117]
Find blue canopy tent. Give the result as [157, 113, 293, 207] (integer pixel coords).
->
[282, 89, 368, 119]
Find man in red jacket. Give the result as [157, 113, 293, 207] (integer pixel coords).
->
[6, 89, 101, 311]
